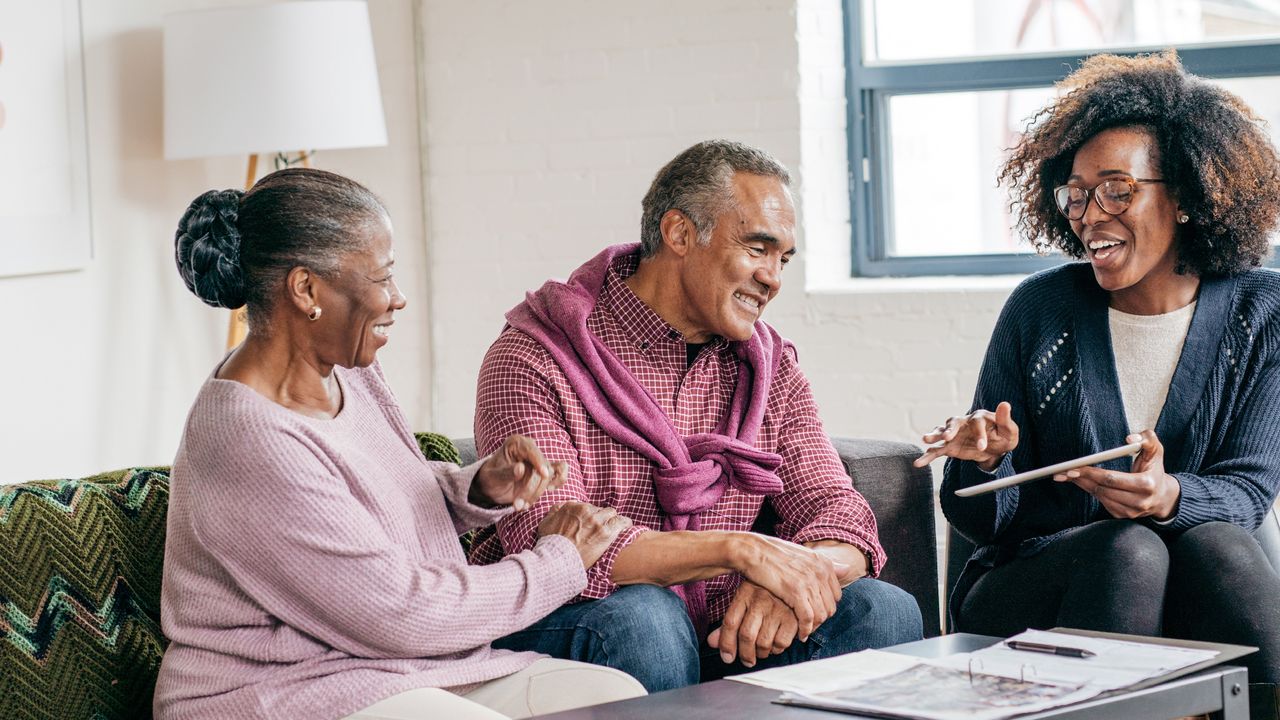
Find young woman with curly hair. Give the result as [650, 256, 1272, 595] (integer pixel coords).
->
[916, 51, 1280, 718]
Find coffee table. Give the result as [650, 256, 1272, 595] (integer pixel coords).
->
[528, 633, 1249, 719]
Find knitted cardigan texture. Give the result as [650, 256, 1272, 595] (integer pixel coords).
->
[155, 363, 586, 720]
[942, 263, 1280, 622]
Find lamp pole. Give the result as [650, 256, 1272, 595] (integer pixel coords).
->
[224, 149, 317, 349]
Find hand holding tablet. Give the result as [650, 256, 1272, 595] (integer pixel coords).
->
[954, 441, 1145, 497]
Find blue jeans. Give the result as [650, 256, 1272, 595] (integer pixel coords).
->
[492, 579, 924, 692]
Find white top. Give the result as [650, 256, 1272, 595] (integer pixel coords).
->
[1109, 301, 1197, 433]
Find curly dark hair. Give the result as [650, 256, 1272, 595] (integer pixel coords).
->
[999, 50, 1280, 276]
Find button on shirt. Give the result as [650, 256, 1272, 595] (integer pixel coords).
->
[469, 252, 885, 624]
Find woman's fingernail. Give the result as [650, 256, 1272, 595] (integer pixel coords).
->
[1067, 470, 1079, 478]
[513, 499, 526, 511]
[1053, 474, 1064, 482]
[721, 652, 733, 663]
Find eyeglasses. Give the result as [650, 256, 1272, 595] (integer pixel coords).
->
[1053, 177, 1165, 221]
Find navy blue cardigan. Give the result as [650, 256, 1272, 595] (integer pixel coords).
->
[942, 263, 1280, 621]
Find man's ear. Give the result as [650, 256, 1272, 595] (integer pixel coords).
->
[659, 209, 696, 258]
[285, 266, 318, 316]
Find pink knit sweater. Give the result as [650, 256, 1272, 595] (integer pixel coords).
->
[154, 363, 587, 719]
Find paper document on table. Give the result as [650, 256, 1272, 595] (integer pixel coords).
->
[728, 649, 920, 692]
[776, 659, 1095, 720]
[773, 630, 1230, 720]
[933, 629, 1220, 693]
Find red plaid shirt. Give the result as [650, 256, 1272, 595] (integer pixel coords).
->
[469, 252, 885, 623]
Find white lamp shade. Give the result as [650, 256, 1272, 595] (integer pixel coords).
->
[163, 1, 388, 160]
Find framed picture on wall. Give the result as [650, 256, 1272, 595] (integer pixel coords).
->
[0, 0, 91, 278]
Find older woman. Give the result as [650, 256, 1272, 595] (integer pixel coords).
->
[156, 168, 644, 720]
[917, 52, 1280, 719]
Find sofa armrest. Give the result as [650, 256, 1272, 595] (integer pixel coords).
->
[455, 437, 480, 465]
[830, 437, 940, 638]
[452, 435, 941, 637]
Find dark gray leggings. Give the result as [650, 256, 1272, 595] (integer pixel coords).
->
[958, 519, 1280, 684]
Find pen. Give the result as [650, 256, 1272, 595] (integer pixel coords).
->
[1004, 640, 1096, 658]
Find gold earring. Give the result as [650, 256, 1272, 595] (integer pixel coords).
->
[308, 306, 322, 321]
[1177, 213, 1190, 224]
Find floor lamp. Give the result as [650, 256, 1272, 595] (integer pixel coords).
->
[163, 1, 388, 349]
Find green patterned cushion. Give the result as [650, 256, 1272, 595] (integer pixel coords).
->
[0, 432, 460, 720]
[0, 467, 170, 720]
[416, 432, 461, 465]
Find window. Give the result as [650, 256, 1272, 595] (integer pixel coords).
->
[845, 0, 1280, 276]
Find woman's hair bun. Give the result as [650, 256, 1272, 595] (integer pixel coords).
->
[174, 189, 247, 308]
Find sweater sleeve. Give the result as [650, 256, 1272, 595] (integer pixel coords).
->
[768, 348, 886, 576]
[939, 285, 1034, 546]
[189, 425, 587, 660]
[432, 459, 521, 535]
[1163, 351, 1280, 532]
[474, 332, 649, 600]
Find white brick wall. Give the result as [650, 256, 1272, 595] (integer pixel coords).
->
[418, 0, 1015, 464]
[0, 0, 427, 481]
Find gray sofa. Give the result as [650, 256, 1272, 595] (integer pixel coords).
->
[456, 436, 943, 638]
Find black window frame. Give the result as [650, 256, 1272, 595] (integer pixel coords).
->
[844, 0, 1280, 277]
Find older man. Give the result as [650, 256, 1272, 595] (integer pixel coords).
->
[469, 140, 922, 691]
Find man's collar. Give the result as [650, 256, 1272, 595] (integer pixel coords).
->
[601, 253, 727, 354]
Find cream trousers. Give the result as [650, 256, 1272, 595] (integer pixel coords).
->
[342, 659, 646, 719]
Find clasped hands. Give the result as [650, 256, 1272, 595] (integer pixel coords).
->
[913, 401, 1181, 520]
[709, 537, 862, 668]
[475, 436, 865, 664]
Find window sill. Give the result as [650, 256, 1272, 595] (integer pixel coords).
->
[806, 273, 1026, 295]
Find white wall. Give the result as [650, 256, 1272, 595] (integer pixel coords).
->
[0, 0, 429, 482]
[418, 0, 1014, 456]
[4, 0, 1020, 484]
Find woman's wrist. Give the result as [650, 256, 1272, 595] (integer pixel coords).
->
[1154, 473, 1182, 521]
[467, 463, 501, 508]
[976, 452, 1006, 473]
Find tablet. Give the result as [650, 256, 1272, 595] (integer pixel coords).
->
[953, 441, 1144, 497]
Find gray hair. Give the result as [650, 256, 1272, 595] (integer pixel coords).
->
[175, 168, 387, 333]
[639, 139, 791, 258]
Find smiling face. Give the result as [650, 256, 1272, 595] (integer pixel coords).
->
[679, 173, 796, 342]
[312, 213, 407, 368]
[1067, 126, 1190, 311]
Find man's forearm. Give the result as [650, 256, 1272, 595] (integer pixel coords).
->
[611, 530, 748, 587]
[804, 540, 868, 585]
